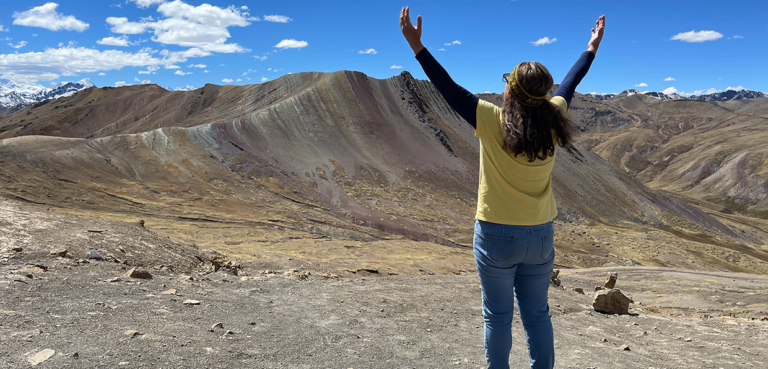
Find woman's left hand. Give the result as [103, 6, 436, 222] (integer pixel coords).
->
[400, 6, 424, 54]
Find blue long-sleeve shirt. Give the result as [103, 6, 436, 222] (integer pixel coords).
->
[414, 48, 595, 129]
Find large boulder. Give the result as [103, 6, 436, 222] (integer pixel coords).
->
[593, 288, 631, 314]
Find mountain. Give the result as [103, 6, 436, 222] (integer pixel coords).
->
[0, 78, 95, 114]
[585, 89, 684, 101]
[0, 71, 765, 275]
[688, 89, 767, 101]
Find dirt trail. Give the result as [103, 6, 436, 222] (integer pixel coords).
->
[1, 198, 767, 368]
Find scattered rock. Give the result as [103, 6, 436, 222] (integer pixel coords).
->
[126, 267, 153, 279]
[107, 277, 121, 283]
[125, 330, 142, 337]
[284, 269, 309, 280]
[210, 322, 223, 331]
[595, 286, 604, 292]
[209, 256, 241, 275]
[27, 349, 55, 366]
[118, 362, 129, 366]
[88, 250, 103, 261]
[12, 246, 23, 252]
[684, 338, 692, 342]
[183, 299, 201, 306]
[760, 316, 768, 321]
[593, 288, 632, 315]
[619, 344, 631, 351]
[550, 269, 561, 287]
[161, 289, 176, 295]
[49, 248, 70, 257]
[321, 273, 340, 279]
[573, 287, 585, 295]
[604, 272, 618, 289]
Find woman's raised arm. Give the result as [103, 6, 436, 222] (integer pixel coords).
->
[554, 15, 605, 106]
[400, 7, 479, 128]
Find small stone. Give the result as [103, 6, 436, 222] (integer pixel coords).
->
[72, 352, 79, 359]
[604, 273, 618, 289]
[88, 250, 103, 261]
[600, 338, 608, 343]
[118, 362, 129, 366]
[684, 338, 692, 342]
[211, 322, 223, 330]
[126, 267, 153, 279]
[574, 287, 585, 295]
[595, 286, 604, 292]
[12, 247, 23, 252]
[107, 277, 121, 283]
[593, 288, 632, 315]
[125, 330, 142, 337]
[28, 349, 55, 366]
[183, 299, 201, 305]
[619, 344, 630, 351]
[550, 269, 561, 287]
[161, 289, 176, 295]
[49, 248, 69, 257]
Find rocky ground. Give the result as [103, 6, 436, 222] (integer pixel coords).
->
[2, 197, 767, 368]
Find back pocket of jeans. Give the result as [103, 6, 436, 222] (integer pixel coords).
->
[540, 234, 555, 260]
[484, 234, 518, 262]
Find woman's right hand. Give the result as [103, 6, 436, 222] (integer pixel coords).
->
[587, 15, 605, 54]
[400, 6, 424, 55]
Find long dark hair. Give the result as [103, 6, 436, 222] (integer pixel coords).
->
[502, 62, 574, 162]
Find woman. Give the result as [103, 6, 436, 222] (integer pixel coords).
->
[400, 7, 605, 369]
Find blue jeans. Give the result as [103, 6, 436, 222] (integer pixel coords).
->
[473, 219, 555, 369]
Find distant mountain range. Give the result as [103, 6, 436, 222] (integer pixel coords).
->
[0, 78, 95, 113]
[585, 88, 767, 102]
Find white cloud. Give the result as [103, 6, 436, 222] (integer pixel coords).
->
[242, 68, 255, 75]
[98, 72, 106, 76]
[437, 48, 446, 51]
[173, 84, 196, 91]
[106, 17, 150, 34]
[0, 46, 166, 84]
[108, 1, 253, 53]
[390, 65, 402, 69]
[663, 76, 675, 81]
[115, 81, 128, 87]
[8, 41, 27, 49]
[263, 15, 291, 23]
[444, 40, 461, 46]
[129, 0, 166, 8]
[661, 87, 680, 95]
[236, 78, 242, 82]
[254, 55, 267, 61]
[531, 37, 557, 46]
[358, 48, 377, 55]
[0, 24, 5, 32]
[726, 86, 746, 91]
[97, 36, 131, 47]
[670, 30, 723, 43]
[260, 76, 267, 82]
[188, 63, 206, 68]
[12, 3, 89, 32]
[733, 35, 744, 39]
[138, 65, 160, 74]
[685, 88, 720, 96]
[222, 78, 233, 83]
[134, 77, 141, 82]
[634, 82, 648, 87]
[275, 39, 308, 49]
[141, 79, 152, 84]
[174, 70, 190, 75]
[203, 70, 209, 73]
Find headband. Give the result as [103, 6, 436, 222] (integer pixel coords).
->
[508, 64, 547, 107]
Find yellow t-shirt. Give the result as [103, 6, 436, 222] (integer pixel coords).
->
[474, 96, 567, 225]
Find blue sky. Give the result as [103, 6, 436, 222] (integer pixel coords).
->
[0, 0, 765, 95]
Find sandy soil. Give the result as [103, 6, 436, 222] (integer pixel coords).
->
[2, 197, 767, 368]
